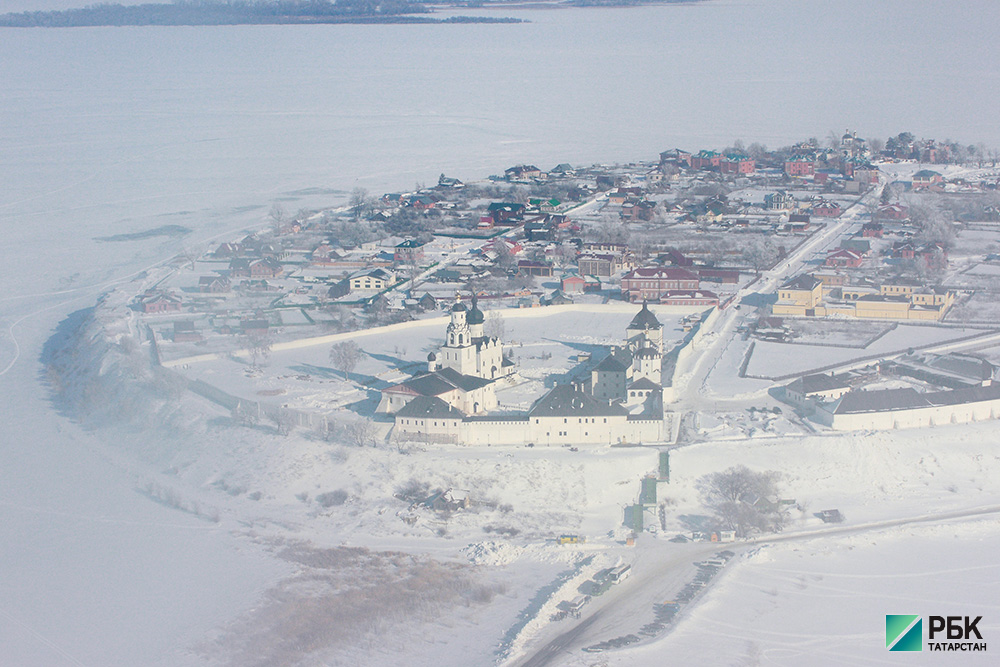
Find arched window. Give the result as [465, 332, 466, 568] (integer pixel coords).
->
[458, 334, 463, 345]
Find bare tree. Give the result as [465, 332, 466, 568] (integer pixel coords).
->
[827, 130, 842, 150]
[329, 340, 362, 380]
[743, 237, 779, 274]
[232, 400, 260, 427]
[485, 310, 506, 340]
[493, 239, 518, 272]
[699, 465, 785, 537]
[243, 330, 273, 369]
[268, 203, 287, 233]
[346, 419, 378, 447]
[179, 245, 199, 270]
[271, 409, 297, 436]
[349, 187, 371, 221]
[747, 142, 768, 161]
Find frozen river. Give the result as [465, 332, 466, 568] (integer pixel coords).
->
[1, 0, 999, 664]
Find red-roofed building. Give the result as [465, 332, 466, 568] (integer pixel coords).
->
[825, 248, 863, 268]
[141, 292, 182, 314]
[621, 267, 699, 302]
[876, 204, 909, 220]
[862, 222, 884, 238]
[811, 201, 843, 217]
[561, 275, 586, 293]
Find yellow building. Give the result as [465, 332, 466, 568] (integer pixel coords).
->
[772, 274, 956, 321]
[773, 275, 823, 316]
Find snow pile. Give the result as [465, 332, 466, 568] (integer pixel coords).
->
[462, 540, 525, 566]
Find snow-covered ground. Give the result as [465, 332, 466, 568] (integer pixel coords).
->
[512, 422, 1000, 665]
[4, 1, 1000, 664]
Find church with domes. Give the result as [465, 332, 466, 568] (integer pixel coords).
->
[382, 303, 666, 446]
[376, 297, 514, 417]
[428, 297, 514, 380]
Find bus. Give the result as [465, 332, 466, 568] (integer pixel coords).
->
[609, 564, 632, 584]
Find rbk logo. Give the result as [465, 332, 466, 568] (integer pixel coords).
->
[886, 615, 922, 652]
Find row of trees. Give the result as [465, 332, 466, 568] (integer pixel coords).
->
[0, 0, 434, 27]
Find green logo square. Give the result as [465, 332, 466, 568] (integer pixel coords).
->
[886, 615, 922, 651]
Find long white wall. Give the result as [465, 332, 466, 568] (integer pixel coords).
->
[393, 414, 664, 446]
[817, 397, 1000, 431]
[162, 302, 710, 368]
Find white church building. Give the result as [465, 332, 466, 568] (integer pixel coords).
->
[384, 302, 666, 446]
[377, 297, 514, 416]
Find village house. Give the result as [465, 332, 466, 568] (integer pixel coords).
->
[659, 249, 694, 267]
[577, 253, 623, 278]
[875, 204, 908, 221]
[620, 199, 656, 221]
[720, 153, 755, 175]
[784, 158, 815, 177]
[690, 150, 723, 170]
[504, 165, 545, 182]
[250, 257, 283, 278]
[309, 242, 341, 265]
[764, 191, 795, 210]
[241, 319, 269, 336]
[912, 169, 944, 190]
[141, 291, 182, 314]
[811, 200, 843, 217]
[862, 222, 884, 238]
[561, 274, 586, 293]
[394, 239, 425, 264]
[824, 248, 863, 268]
[487, 202, 526, 225]
[517, 260, 553, 277]
[839, 238, 871, 256]
[213, 242, 243, 258]
[198, 275, 230, 293]
[349, 268, 395, 294]
[659, 148, 692, 168]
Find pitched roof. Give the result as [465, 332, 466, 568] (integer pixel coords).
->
[833, 383, 1000, 414]
[628, 302, 662, 330]
[834, 388, 924, 413]
[594, 354, 628, 373]
[529, 385, 630, 418]
[780, 275, 821, 291]
[434, 367, 492, 392]
[395, 396, 464, 419]
[788, 373, 850, 395]
[398, 373, 456, 397]
[628, 378, 661, 391]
